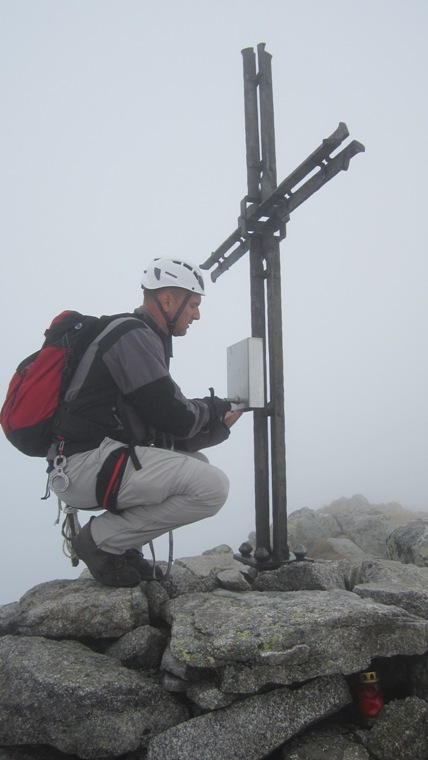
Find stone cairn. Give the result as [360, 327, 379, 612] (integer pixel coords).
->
[2, 496, 428, 760]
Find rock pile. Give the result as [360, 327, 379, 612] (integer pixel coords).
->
[270, 494, 428, 562]
[2, 500, 428, 759]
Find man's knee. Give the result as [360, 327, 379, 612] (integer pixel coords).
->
[204, 465, 229, 515]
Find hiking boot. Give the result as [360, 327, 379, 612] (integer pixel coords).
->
[71, 520, 141, 588]
[124, 549, 164, 581]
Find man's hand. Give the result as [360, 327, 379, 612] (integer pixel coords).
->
[202, 394, 232, 423]
[223, 409, 244, 428]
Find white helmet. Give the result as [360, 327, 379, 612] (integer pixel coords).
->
[141, 258, 205, 295]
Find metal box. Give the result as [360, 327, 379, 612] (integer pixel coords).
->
[227, 337, 265, 409]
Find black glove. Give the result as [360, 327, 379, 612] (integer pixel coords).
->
[202, 390, 231, 424]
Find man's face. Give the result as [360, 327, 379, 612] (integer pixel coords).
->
[170, 291, 202, 336]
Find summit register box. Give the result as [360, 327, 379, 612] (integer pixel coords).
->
[227, 337, 264, 410]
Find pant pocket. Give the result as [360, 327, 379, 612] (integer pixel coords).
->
[96, 446, 131, 513]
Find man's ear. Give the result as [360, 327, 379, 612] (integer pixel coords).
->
[157, 289, 173, 312]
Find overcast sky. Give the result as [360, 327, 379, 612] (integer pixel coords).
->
[1, 0, 427, 604]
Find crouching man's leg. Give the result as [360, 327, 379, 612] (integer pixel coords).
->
[71, 519, 142, 587]
[90, 445, 230, 553]
[61, 443, 229, 587]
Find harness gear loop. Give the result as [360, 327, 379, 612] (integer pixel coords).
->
[165, 530, 174, 580]
[58, 503, 81, 567]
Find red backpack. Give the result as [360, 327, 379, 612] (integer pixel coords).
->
[1, 311, 102, 457]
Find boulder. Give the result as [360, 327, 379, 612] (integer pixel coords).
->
[281, 725, 370, 759]
[309, 537, 372, 563]
[252, 558, 353, 591]
[318, 495, 408, 559]
[162, 546, 249, 597]
[264, 495, 425, 561]
[161, 589, 428, 685]
[0, 748, 69, 760]
[353, 558, 428, 619]
[0, 635, 188, 758]
[387, 519, 428, 566]
[146, 674, 351, 760]
[105, 624, 168, 669]
[365, 696, 428, 760]
[0, 578, 149, 639]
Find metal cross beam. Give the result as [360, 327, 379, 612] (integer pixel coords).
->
[201, 43, 364, 569]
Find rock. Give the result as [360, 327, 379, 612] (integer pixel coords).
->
[161, 589, 428, 684]
[0, 635, 188, 758]
[186, 680, 239, 711]
[410, 650, 428, 699]
[161, 563, 218, 597]
[365, 696, 428, 760]
[105, 624, 167, 669]
[202, 544, 236, 556]
[309, 537, 372, 563]
[161, 644, 212, 683]
[252, 559, 352, 591]
[287, 507, 344, 550]
[281, 724, 370, 759]
[162, 671, 193, 693]
[1, 578, 149, 638]
[320, 495, 423, 554]
[276, 496, 424, 561]
[142, 578, 170, 623]
[146, 674, 351, 760]
[0, 748, 71, 760]
[161, 548, 250, 597]
[216, 567, 253, 591]
[353, 558, 428, 619]
[0, 601, 20, 635]
[387, 519, 428, 566]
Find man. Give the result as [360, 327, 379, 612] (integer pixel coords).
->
[47, 258, 241, 588]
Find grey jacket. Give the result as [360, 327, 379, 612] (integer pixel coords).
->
[53, 308, 229, 454]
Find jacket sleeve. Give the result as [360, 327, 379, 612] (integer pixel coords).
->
[173, 420, 231, 452]
[101, 323, 211, 439]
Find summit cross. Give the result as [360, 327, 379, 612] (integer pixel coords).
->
[201, 43, 365, 568]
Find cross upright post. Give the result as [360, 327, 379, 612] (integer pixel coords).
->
[244, 44, 289, 564]
[201, 44, 364, 569]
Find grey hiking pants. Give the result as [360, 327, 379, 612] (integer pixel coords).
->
[51, 437, 229, 555]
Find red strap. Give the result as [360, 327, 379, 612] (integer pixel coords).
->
[102, 452, 127, 508]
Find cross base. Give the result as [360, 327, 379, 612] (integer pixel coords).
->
[234, 540, 315, 570]
[234, 553, 295, 570]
